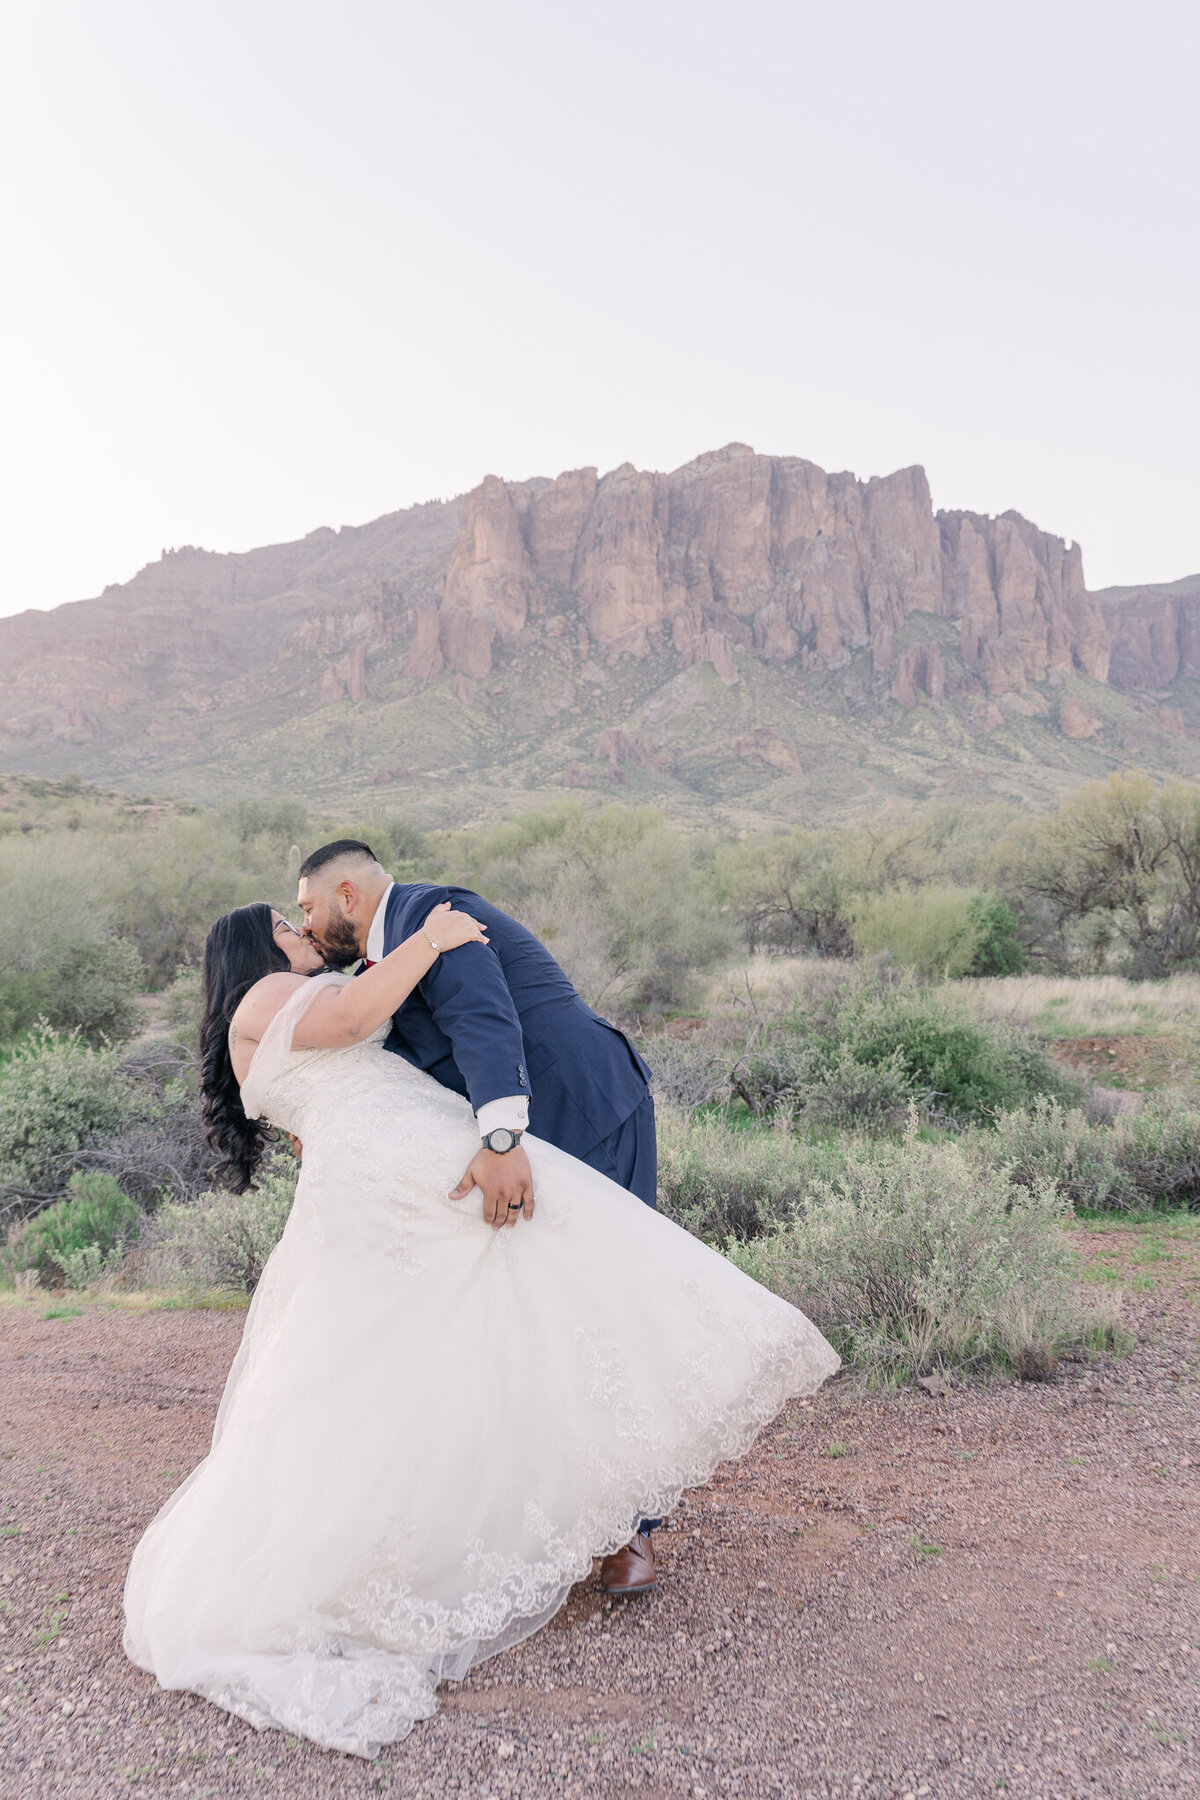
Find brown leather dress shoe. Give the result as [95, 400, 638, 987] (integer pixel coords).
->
[599, 1531, 657, 1595]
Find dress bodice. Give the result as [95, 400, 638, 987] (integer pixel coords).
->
[248, 1029, 476, 1166]
[249, 1025, 390, 1137]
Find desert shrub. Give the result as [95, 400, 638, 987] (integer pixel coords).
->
[6, 1171, 141, 1286]
[106, 811, 296, 985]
[798, 1045, 917, 1130]
[716, 803, 1021, 960]
[0, 1023, 215, 1214]
[162, 966, 203, 1050]
[728, 1129, 1116, 1382]
[354, 813, 437, 878]
[849, 884, 1025, 980]
[980, 1093, 1200, 1214]
[965, 893, 1027, 976]
[144, 1148, 298, 1292]
[849, 884, 985, 978]
[76, 1040, 217, 1204]
[1113, 1095, 1200, 1210]
[656, 1105, 843, 1243]
[993, 771, 1200, 976]
[724, 970, 1080, 1129]
[0, 836, 144, 1041]
[41, 937, 144, 1041]
[835, 986, 1083, 1125]
[442, 804, 733, 1013]
[0, 1027, 131, 1206]
[980, 1099, 1135, 1212]
[220, 796, 310, 851]
[715, 829, 854, 957]
[642, 1030, 732, 1111]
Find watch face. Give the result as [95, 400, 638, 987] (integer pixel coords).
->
[487, 1128, 515, 1153]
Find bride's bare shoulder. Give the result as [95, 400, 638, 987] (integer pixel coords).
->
[231, 972, 314, 1038]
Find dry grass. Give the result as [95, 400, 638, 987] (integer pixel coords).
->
[957, 972, 1200, 1040]
[700, 954, 851, 1019]
[0, 1282, 247, 1313]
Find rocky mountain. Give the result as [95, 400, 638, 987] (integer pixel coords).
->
[1096, 573, 1200, 692]
[2, 444, 1198, 826]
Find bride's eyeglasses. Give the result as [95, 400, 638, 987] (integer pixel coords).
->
[273, 916, 303, 938]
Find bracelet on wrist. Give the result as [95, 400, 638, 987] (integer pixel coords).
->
[422, 928, 441, 953]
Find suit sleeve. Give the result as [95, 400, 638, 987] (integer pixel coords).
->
[412, 889, 532, 1114]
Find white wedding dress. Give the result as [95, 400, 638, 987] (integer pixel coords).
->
[123, 974, 839, 1757]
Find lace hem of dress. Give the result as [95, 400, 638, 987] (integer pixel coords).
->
[133, 1331, 835, 1759]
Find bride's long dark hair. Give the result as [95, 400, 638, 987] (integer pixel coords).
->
[200, 903, 292, 1192]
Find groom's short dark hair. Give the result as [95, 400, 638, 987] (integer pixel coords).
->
[298, 839, 380, 879]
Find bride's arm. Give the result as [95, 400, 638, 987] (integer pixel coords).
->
[232, 903, 490, 1060]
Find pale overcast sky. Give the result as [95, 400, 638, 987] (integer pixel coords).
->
[1, 0, 1196, 618]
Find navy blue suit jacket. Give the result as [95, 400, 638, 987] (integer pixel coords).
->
[377, 883, 652, 1159]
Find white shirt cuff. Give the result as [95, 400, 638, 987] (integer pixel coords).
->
[475, 1097, 530, 1138]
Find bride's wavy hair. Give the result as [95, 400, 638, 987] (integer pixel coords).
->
[200, 902, 291, 1193]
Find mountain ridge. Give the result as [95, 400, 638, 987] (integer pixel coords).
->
[2, 445, 1198, 827]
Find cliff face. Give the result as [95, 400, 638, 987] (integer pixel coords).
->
[418, 444, 1110, 697]
[1099, 579, 1200, 690]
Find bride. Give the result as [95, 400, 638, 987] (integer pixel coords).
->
[123, 898, 840, 1758]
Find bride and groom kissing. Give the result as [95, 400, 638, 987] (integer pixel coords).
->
[123, 838, 839, 1758]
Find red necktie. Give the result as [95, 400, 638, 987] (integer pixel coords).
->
[363, 959, 377, 969]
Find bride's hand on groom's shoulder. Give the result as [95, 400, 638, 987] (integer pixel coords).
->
[424, 901, 490, 953]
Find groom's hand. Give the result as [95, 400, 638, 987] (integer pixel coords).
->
[450, 1145, 535, 1229]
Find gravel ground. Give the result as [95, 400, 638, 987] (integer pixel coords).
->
[1, 1225, 1197, 1800]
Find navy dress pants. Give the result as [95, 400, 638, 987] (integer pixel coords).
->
[578, 1095, 658, 1210]
[574, 1094, 661, 1532]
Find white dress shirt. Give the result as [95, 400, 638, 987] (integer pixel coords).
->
[365, 882, 528, 1139]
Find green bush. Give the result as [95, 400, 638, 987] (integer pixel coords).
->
[991, 771, 1200, 977]
[43, 938, 144, 1042]
[0, 1027, 131, 1202]
[725, 970, 1080, 1129]
[837, 986, 1082, 1125]
[965, 893, 1027, 976]
[800, 1045, 917, 1130]
[656, 1105, 844, 1242]
[849, 884, 985, 978]
[715, 828, 854, 957]
[145, 1149, 298, 1292]
[848, 886, 1025, 979]
[728, 1128, 1117, 1382]
[0, 835, 144, 1041]
[7, 1171, 141, 1286]
[220, 796, 310, 851]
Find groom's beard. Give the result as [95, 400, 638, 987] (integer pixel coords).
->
[315, 905, 363, 969]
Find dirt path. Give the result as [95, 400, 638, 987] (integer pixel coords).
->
[1, 1228, 1198, 1800]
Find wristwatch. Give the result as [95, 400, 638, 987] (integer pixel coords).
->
[480, 1127, 523, 1155]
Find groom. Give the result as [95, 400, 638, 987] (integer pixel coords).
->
[296, 838, 663, 1594]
